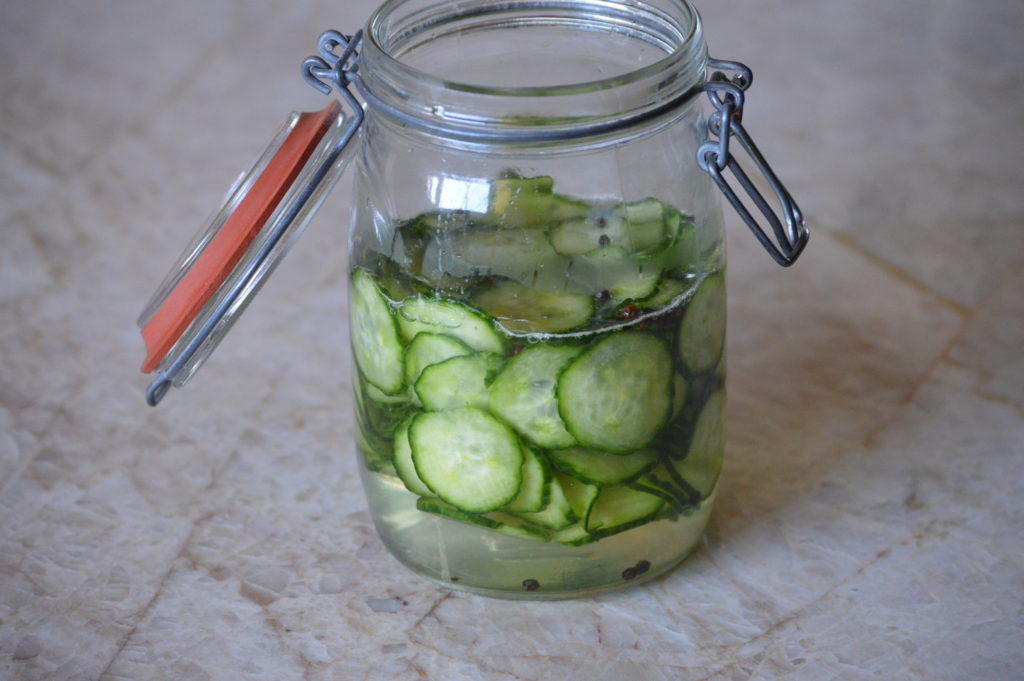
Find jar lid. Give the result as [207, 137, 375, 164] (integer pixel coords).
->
[137, 102, 349, 405]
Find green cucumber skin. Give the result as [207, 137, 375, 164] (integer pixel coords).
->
[547, 447, 660, 487]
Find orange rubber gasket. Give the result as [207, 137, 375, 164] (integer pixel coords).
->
[140, 102, 340, 373]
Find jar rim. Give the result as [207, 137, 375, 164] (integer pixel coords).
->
[357, 0, 708, 141]
[364, 0, 702, 97]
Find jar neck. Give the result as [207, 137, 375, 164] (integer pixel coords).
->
[356, 0, 708, 143]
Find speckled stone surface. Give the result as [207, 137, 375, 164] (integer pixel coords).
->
[1, 1, 1022, 679]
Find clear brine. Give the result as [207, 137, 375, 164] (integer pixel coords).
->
[349, 173, 725, 597]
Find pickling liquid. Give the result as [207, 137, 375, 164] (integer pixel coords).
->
[348, 181, 725, 597]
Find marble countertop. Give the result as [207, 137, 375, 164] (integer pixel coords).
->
[2, 1, 1022, 679]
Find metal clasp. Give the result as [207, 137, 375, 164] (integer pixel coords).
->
[302, 30, 366, 129]
[698, 58, 808, 267]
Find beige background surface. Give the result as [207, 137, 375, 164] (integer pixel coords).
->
[1, 1, 1022, 679]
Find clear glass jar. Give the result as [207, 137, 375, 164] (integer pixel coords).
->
[347, 0, 727, 599]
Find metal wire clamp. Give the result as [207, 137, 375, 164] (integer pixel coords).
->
[302, 30, 365, 127]
[698, 58, 808, 266]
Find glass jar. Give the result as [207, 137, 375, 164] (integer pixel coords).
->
[346, 0, 728, 599]
[138, 0, 806, 600]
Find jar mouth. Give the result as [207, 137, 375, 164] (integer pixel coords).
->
[358, 0, 707, 141]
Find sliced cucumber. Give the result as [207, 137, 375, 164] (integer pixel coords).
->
[472, 279, 593, 334]
[670, 372, 688, 421]
[504, 446, 551, 513]
[608, 269, 661, 305]
[490, 174, 553, 212]
[554, 471, 599, 528]
[409, 408, 523, 512]
[350, 268, 405, 395]
[616, 197, 666, 224]
[356, 373, 411, 438]
[551, 212, 630, 256]
[353, 386, 396, 475]
[550, 523, 591, 546]
[566, 246, 658, 302]
[488, 343, 583, 449]
[365, 381, 411, 405]
[678, 273, 726, 374]
[419, 225, 564, 284]
[403, 332, 471, 388]
[414, 352, 504, 411]
[355, 425, 395, 475]
[672, 390, 725, 499]
[548, 447, 659, 486]
[416, 497, 548, 541]
[397, 296, 505, 354]
[557, 332, 674, 453]
[586, 486, 665, 533]
[489, 175, 589, 226]
[636, 276, 689, 310]
[629, 463, 694, 506]
[645, 212, 696, 269]
[515, 473, 575, 530]
[552, 199, 669, 256]
[392, 416, 431, 496]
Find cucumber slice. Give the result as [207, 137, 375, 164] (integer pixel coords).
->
[608, 269, 661, 305]
[644, 212, 696, 269]
[515, 473, 575, 530]
[353, 385, 396, 475]
[397, 296, 505, 354]
[409, 408, 523, 512]
[551, 213, 630, 256]
[472, 279, 594, 334]
[355, 425, 395, 475]
[553, 200, 669, 256]
[504, 446, 551, 513]
[350, 268, 405, 395]
[548, 447, 659, 486]
[488, 343, 584, 449]
[567, 246, 659, 303]
[557, 331, 674, 453]
[490, 174, 553, 211]
[636, 276, 688, 310]
[365, 381, 411, 405]
[586, 486, 665, 533]
[419, 225, 565, 284]
[416, 497, 548, 541]
[554, 471, 599, 528]
[403, 332, 471, 388]
[627, 220, 667, 254]
[629, 463, 697, 508]
[616, 197, 666, 224]
[414, 352, 504, 411]
[672, 390, 725, 499]
[550, 523, 591, 546]
[356, 373, 411, 438]
[678, 274, 726, 374]
[489, 175, 588, 226]
[392, 416, 431, 496]
[670, 372, 689, 421]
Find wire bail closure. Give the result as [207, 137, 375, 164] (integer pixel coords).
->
[698, 58, 808, 266]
